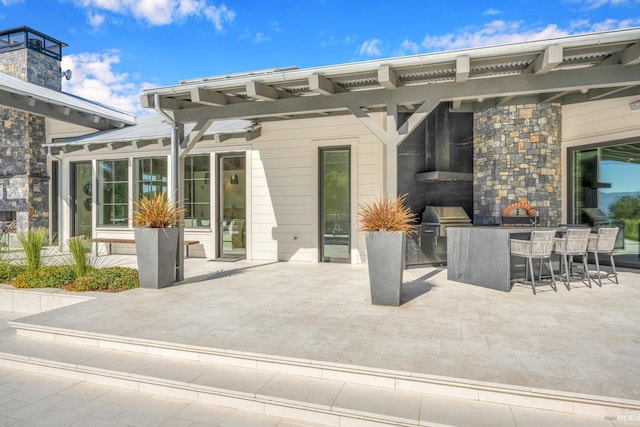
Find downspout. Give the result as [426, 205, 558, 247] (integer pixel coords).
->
[154, 94, 184, 282]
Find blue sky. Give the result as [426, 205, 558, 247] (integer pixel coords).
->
[2, 0, 639, 113]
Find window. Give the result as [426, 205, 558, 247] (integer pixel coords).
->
[135, 157, 168, 199]
[97, 160, 129, 226]
[184, 155, 211, 228]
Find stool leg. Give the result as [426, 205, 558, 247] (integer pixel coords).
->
[547, 258, 557, 291]
[563, 254, 571, 290]
[582, 255, 591, 288]
[594, 252, 602, 287]
[610, 253, 619, 284]
[528, 257, 536, 295]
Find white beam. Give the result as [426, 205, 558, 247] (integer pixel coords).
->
[246, 81, 279, 101]
[531, 45, 563, 74]
[621, 42, 640, 65]
[378, 65, 398, 89]
[396, 99, 439, 145]
[456, 56, 470, 82]
[451, 99, 463, 110]
[497, 96, 514, 106]
[587, 85, 635, 100]
[191, 88, 228, 106]
[539, 91, 570, 103]
[348, 105, 394, 145]
[309, 74, 336, 95]
[180, 119, 214, 157]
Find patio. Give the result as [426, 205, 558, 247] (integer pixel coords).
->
[9, 256, 640, 404]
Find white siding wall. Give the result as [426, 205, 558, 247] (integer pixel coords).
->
[45, 113, 386, 263]
[249, 114, 383, 263]
[562, 96, 640, 222]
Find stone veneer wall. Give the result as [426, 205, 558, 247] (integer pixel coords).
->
[473, 103, 562, 226]
[0, 46, 58, 232]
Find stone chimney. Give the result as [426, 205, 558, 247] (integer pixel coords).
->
[0, 27, 67, 233]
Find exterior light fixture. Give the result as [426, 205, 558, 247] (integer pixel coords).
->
[230, 174, 239, 185]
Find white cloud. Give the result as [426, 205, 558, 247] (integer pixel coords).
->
[87, 11, 106, 30]
[398, 39, 420, 56]
[252, 32, 271, 44]
[572, 0, 633, 10]
[359, 38, 382, 56]
[61, 51, 154, 114]
[72, 0, 235, 29]
[421, 21, 570, 51]
[589, 17, 640, 31]
[484, 8, 502, 15]
[1, 0, 23, 5]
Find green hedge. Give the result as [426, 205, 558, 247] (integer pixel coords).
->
[0, 264, 25, 282]
[69, 267, 139, 292]
[13, 265, 76, 288]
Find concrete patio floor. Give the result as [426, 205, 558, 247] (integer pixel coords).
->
[11, 255, 640, 405]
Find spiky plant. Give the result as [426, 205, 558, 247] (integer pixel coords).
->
[16, 228, 49, 272]
[132, 192, 186, 228]
[358, 194, 417, 235]
[68, 235, 92, 278]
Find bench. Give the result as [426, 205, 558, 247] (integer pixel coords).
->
[90, 238, 200, 257]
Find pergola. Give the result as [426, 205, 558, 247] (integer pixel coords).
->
[143, 28, 640, 280]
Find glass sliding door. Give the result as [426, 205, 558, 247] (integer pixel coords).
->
[72, 162, 92, 238]
[218, 154, 246, 258]
[319, 147, 350, 262]
[572, 141, 640, 267]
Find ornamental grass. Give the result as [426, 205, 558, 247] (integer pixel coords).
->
[132, 191, 186, 228]
[358, 194, 417, 235]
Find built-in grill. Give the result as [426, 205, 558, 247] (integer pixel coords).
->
[422, 206, 472, 237]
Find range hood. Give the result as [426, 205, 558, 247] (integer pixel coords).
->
[415, 104, 473, 182]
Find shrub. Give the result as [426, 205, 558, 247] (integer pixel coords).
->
[13, 265, 76, 288]
[68, 267, 139, 292]
[0, 263, 25, 282]
[68, 236, 93, 278]
[16, 228, 49, 272]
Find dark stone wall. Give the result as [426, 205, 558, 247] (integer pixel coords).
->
[473, 103, 562, 226]
[0, 45, 56, 232]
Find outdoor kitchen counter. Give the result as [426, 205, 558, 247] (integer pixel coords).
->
[447, 226, 558, 292]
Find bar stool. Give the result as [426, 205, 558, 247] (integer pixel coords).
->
[588, 227, 619, 286]
[510, 230, 557, 295]
[554, 228, 592, 290]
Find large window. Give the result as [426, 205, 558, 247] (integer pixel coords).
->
[97, 160, 129, 226]
[184, 155, 211, 228]
[572, 140, 640, 264]
[135, 157, 168, 199]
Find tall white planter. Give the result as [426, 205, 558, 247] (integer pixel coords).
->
[365, 231, 406, 306]
[134, 227, 178, 289]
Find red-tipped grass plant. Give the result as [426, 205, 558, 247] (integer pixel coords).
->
[132, 192, 187, 228]
[358, 194, 417, 235]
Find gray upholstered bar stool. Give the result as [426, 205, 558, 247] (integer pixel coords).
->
[588, 227, 620, 286]
[554, 228, 592, 290]
[510, 230, 557, 295]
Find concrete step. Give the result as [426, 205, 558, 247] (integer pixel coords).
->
[6, 320, 640, 425]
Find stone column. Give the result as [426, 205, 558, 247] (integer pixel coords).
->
[0, 45, 59, 232]
[473, 103, 562, 226]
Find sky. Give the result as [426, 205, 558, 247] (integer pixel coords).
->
[1, 0, 640, 114]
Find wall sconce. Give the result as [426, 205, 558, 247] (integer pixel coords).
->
[230, 174, 239, 185]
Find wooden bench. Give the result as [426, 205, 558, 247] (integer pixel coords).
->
[90, 238, 200, 257]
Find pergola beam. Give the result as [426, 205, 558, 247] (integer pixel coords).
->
[378, 65, 398, 89]
[530, 45, 563, 74]
[180, 118, 214, 157]
[191, 88, 228, 106]
[172, 63, 640, 123]
[621, 42, 640, 65]
[309, 74, 338, 95]
[456, 56, 470, 82]
[246, 81, 280, 101]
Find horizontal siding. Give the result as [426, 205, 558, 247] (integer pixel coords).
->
[563, 96, 640, 147]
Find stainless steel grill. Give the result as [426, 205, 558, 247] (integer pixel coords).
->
[422, 206, 472, 237]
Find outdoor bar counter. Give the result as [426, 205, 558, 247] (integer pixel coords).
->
[447, 226, 557, 291]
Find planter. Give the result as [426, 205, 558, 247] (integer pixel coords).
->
[365, 231, 406, 306]
[134, 227, 179, 289]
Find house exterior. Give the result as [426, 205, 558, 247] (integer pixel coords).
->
[2, 26, 640, 272]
